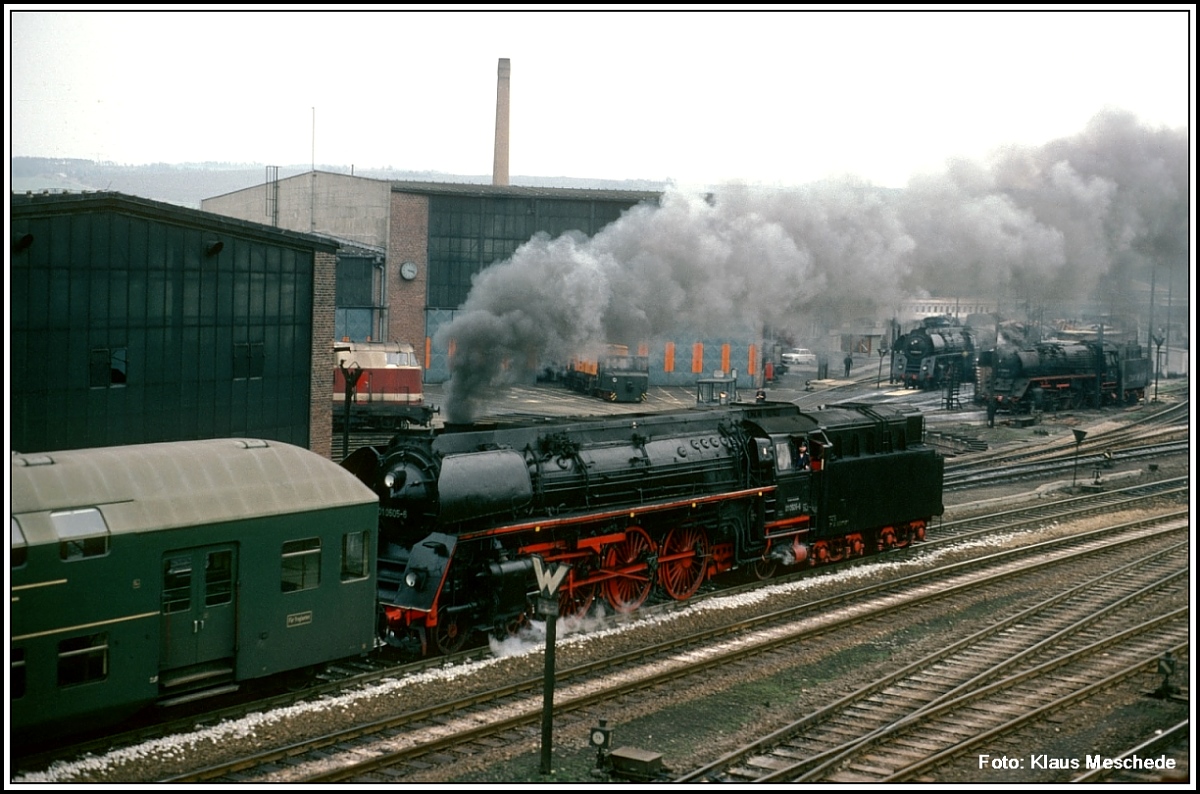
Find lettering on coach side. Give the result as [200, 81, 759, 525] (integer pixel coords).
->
[287, 611, 313, 628]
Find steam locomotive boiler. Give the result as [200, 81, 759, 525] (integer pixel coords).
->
[343, 401, 944, 655]
[977, 339, 1149, 413]
[892, 317, 976, 390]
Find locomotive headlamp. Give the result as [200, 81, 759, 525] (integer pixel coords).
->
[383, 468, 407, 490]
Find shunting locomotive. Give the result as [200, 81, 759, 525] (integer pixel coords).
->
[562, 343, 650, 403]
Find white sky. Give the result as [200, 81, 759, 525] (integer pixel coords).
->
[6, 5, 1195, 188]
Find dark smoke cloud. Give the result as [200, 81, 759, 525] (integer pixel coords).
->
[437, 109, 1187, 422]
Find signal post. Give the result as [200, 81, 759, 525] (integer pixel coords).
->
[532, 555, 570, 775]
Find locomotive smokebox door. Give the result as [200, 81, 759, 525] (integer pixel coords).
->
[394, 532, 457, 611]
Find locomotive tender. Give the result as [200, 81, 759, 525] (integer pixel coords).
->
[976, 338, 1149, 413]
[892, 316, 977, 390]
[11, 439, 379, 743]
[344, 401, 944, 655]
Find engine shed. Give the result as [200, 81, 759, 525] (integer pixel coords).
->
[10, 191, 340, 455]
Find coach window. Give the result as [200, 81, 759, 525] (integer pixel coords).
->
[162, 558, 192, 613]
[281, 538, 321, 592]
[341, 531, 369, 581]
[12, 518, 27, 568]
[51, 508, 110, 561]
[58, 633, 109, 686]
[206, 551, 234, 606]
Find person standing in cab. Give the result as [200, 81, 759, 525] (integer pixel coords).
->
[795, 442, 811, 470]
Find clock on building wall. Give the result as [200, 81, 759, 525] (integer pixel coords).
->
[400, 262, 419, 280]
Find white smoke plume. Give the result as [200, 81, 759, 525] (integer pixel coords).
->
[436, 109, 1187, 422]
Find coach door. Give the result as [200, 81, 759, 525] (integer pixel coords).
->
[160, 546, 238, 678]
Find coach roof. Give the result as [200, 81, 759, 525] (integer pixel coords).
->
[12, 439, 377, 543]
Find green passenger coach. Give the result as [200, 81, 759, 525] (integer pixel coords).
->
[10, 438, 379, 744]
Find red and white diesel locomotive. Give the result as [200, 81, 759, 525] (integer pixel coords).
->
[333, 341, 436, 431]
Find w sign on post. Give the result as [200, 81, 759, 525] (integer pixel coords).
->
[532, 555, 570, 600]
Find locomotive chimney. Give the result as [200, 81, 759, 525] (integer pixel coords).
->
[493, 58, 510, 186]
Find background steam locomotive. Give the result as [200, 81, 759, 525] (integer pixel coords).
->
[12, 400, 943, 741]
[975, 338, 1149, 413]
[891, 316, 977, 390]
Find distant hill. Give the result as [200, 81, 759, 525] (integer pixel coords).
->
[10, 157, 667, 209]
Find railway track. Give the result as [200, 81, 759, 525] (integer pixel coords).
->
[944, 401, 1187, 476]
[943, 438, 1188, 491]
[1070, 719, 1190, 783]
[677, 528, 1189, 782]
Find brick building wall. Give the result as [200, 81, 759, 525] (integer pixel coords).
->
[309, 249, 338, 458]
[388, 191, 430, 365]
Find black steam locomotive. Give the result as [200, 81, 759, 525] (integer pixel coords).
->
[892, 317, 977, 390]
[344, 401, 944, 655]
[976, 339, 1149, 413]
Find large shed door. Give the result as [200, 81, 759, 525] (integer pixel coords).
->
[160, 546, 237, 675]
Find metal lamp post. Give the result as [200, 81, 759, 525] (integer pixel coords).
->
[1071, 428, 1087, 490]
[1151, 332, 1165, 403]
[876, 346, 887, 388]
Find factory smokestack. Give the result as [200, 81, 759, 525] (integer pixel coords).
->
[493, 58, 510, 186]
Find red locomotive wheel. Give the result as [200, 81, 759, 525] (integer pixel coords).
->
[752, 557, 778, 580]
[502, 612, 530, 638]
[433, 614, 469, 655]
[659, 526, 709, 601]
[601, 526, 655, 613]
[558, 557, 598, 619]
[879, 528, 897, 551]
